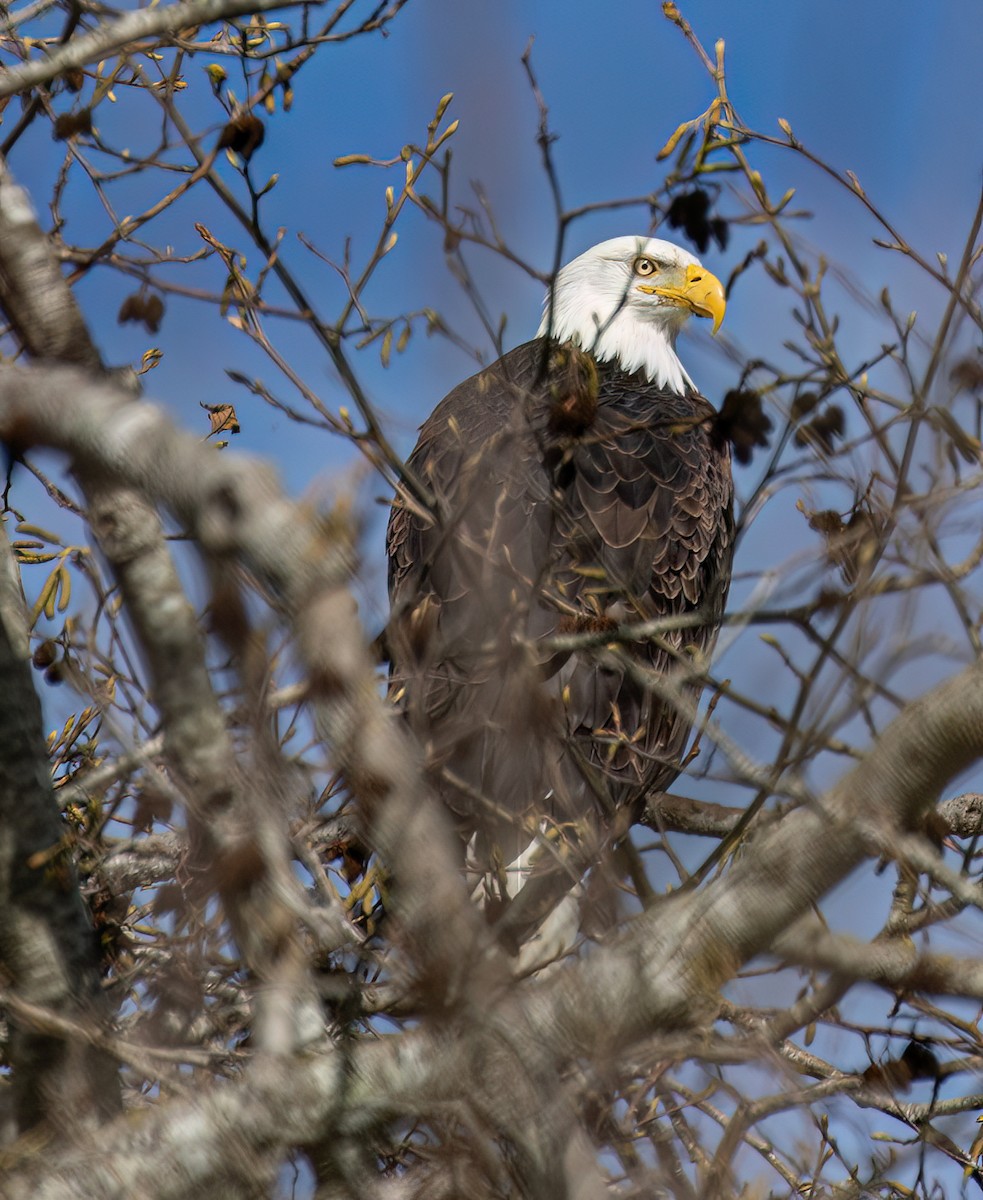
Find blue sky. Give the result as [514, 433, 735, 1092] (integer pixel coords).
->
[113, 0, 978, 542]
[24, 0, 979, 512]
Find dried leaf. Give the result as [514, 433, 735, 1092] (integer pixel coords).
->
[714, 389, 772, 465]
[951, 355, 983, 394]
[201, 401, 240, 437]
[218, 112, 265, 163]
[117, 292, 165, 333]
[794, 405, 845, 454]
[666, 189, 728, 253]
[53, 109, 93, 140]
[32, 640, 58, 669]
[139, 347, 163, 375]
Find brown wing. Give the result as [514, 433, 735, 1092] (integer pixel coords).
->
[386, 339, 733, 865]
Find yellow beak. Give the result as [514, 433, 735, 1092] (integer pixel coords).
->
[638, 263, 727, 335]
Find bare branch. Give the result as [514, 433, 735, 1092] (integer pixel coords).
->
[0, 0, 316, 101]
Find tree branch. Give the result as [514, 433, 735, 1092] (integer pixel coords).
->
[0, 521, 120, 1134]
[0, 0, 316, 101]
[775, 917, 983, 998]
[0, 359, 496, 998]
[0, 155, 332, 1069]
[0, 441, 980, 1191]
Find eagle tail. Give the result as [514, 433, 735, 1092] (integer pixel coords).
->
[466, 817, 589, 972]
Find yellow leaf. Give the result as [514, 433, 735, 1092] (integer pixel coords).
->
[31, 571, 59, 626]
[656, 119, 691, 161]
[774, 188, 796, 213]
[434, 92, 453, 123]
[16, 522, 61, 543]
[16, 551, 59, 564]
[44, 576, 59, 620]
[55, 565, 71, 612]
[138, 347, 163, 375]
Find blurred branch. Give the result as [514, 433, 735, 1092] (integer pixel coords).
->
[5, 649, 983, 1194]
[0, 360, 495, 994]
[0, 157, 101, 369]
[0, 1, 979, 1190]
[527, 660, 983, 1058]
[0, 521, 120, 1134]
[775, 917, 983, 998]
[0, 155, 330, 1063]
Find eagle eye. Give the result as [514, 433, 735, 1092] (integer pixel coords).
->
[633, 257, 658, 277]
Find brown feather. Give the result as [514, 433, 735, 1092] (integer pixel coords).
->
[387, 338, 734, 868]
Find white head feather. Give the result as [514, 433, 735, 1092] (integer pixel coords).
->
[536, 235, 707, 393]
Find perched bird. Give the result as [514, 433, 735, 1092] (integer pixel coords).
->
[387, 236, 734, 953]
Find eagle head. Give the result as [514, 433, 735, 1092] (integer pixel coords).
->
[536, 236, 726, 394]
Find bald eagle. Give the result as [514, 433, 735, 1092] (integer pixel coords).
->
[387, 236, 734, 947]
